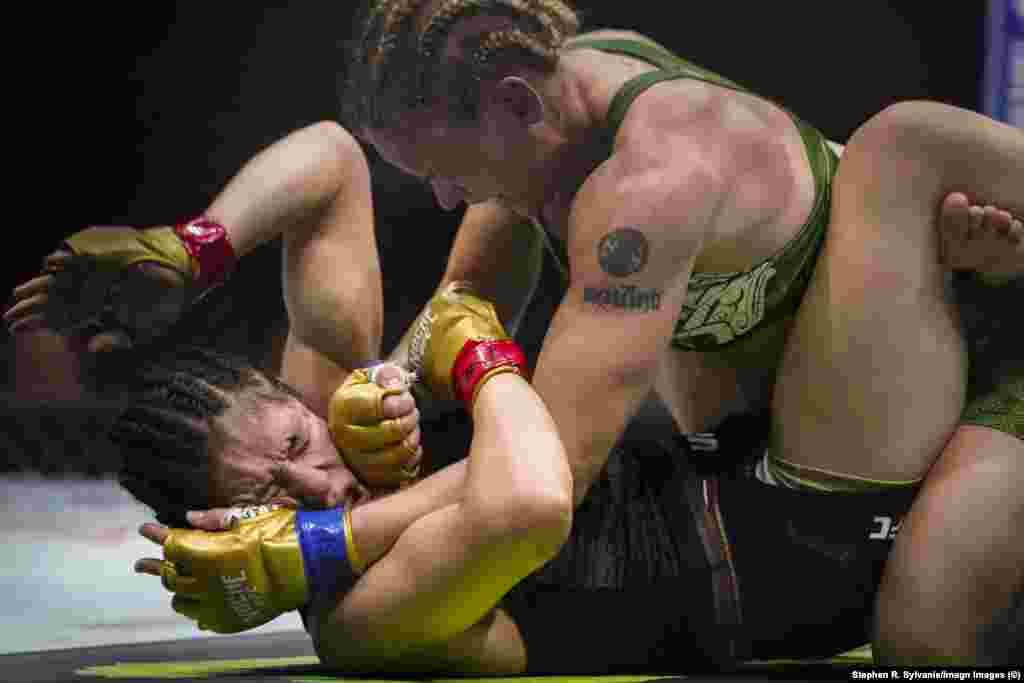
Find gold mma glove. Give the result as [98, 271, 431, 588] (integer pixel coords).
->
[328, 364, 420, 489]
[160, 504, 363, 634]
[407, 281, 527, 409]
[53, 219, 236, 333]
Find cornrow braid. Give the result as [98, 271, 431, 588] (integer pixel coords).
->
[96, 346, 284, 527]
[418, 0, 542, 62]
[532, 0, 579, 35]
[469, 27, 558, 77]
[343, 0, 422, 128]
[344, 0, 580, 131]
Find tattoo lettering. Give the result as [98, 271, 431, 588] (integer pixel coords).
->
[583, 285, 662, 312]
[597, 227, 649, 278]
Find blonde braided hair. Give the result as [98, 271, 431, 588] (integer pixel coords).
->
[344, 0, 581, 131]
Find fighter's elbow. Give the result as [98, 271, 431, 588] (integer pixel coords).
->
[317, 120, 374, 185]
[309, 120, 363, 166]
[295, 121, 371, 200]
[470, 487, 574, 564]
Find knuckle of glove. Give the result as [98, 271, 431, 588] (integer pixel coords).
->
[329, 376, 407, 453]
[419, 284, 511, 400]
[346, 436, 421, 488]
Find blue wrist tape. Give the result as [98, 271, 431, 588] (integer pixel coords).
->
[296, 507, 357, 606]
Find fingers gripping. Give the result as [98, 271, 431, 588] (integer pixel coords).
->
[328, 364, 423, 487]
[7, 227, 192, 339]
[330, 380, 412, 451]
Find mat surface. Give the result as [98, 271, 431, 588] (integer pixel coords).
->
[2, 631, 874, 683]
[1, 479, 876, 682]
[0, 477, 304, 656]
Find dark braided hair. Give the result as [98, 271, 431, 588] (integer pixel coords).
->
[343, 0, 581, 132]
[93, 346, 301, 527]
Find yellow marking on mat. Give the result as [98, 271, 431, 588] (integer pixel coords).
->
[742, 643, 874, 667]
[75, 648, 872, 679]
[76, 656, 318, 679]
[79, 659, 676, 683]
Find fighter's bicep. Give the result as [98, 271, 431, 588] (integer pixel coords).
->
[563, 154, 719, 373]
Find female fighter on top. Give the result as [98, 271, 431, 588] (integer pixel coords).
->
[338, 0, 1024, 665]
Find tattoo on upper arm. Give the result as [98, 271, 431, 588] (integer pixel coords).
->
[597, 227, 649, 278]
[583, 285, 662, 312]
[585, 227, 662, 312]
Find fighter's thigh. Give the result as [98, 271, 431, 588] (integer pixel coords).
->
[874, 425, 1024, 664]
[772, 112, 966, 481]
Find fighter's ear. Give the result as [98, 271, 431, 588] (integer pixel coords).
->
[486, 75, 546, 128]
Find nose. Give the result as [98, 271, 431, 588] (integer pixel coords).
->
[430, 178, 466, 211]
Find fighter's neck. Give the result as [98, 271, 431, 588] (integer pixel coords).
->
[532, 65, 618, 237]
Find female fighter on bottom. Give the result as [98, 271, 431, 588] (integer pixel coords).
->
[116, 283, 932, 674]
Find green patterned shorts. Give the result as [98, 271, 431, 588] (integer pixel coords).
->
[961, 358, 1024, 439]
[957, 276, 1024, 441]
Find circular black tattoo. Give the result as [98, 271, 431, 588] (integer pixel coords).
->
[597, 227, 649, 278]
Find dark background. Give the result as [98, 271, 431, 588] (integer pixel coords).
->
[2, 3, 991, 473]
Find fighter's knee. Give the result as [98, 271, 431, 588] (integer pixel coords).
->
[846, 100, 978, 173]
[844, 102, 930, 162]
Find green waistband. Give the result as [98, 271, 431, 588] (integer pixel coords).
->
[766, 453, 922, 494]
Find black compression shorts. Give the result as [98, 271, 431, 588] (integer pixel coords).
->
[503, 413, 919, 673]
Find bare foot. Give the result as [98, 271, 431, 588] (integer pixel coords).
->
[939, 192, 1024, 282]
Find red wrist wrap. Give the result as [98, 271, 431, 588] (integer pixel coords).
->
[173, 218, 237, 293]
[452, 339, 527, 406]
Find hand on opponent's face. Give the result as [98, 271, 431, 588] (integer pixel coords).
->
[5, 236, 189, 353]
[132, 362, 419, 633]
[134, 457, 371, 634]
[328, 361, 423, 489]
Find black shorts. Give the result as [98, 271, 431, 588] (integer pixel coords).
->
[502, 413, 919, 674]
[720, 460, 917, 660]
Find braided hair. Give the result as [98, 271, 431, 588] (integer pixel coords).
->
[94, 346, 300, 527]
[343, 0, 581, 132]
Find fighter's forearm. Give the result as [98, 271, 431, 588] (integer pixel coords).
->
[543, 369, 654, 507]
[386, 202, 542, 413]
[192, 122, 382, 403]
[387, 202, 543, 366]
[203, 122, 364, 257]
[349, 456, 470, 568]
[268, 123, 382, 379]
[350, 371, 574, 573]
[318, 373, 570, 666]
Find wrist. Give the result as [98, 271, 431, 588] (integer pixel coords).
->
[173, 217, 237, 295]
[295, 506, 363, 608]
[452, 339, 527, 409]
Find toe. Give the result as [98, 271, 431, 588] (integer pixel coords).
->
[991, 209, 1013, 238]
[940, 193, 970, 244]
[1009, 218, 1023, 246]
[980, 206, 1001, 237]
[967, 205, 985, 240]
